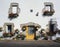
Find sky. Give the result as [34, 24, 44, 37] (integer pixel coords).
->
[0, 0, 60, 30]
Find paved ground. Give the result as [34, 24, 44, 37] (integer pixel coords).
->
[0, 40, 60, 47]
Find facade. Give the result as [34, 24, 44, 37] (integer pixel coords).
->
[0, 0, 60, 40]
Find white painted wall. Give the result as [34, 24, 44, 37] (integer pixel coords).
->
[0, 0, 60, 30]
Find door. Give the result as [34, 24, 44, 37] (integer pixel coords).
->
[26, 26, 34, 40]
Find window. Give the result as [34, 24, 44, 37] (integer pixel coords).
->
[8, 3, 20, 20]
[45, 6, 50, 11]
[6, 25, 12, 33]
[12, 7, 17, 13]
[42, 2, 55, 16]
[28, 27, 34, 34]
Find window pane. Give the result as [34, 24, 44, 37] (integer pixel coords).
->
[28, 27, 34, 34]
[45, 6, 50, 11]
[12, 7, 17, 13]
[6, 25, 12, 33]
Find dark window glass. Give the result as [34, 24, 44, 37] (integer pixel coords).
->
[7, 25, 12, 32]
[28, 27, 34, 34]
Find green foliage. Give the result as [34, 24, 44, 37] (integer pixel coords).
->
[3, 33, 14, 37]
[16, 34, 26, 40]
